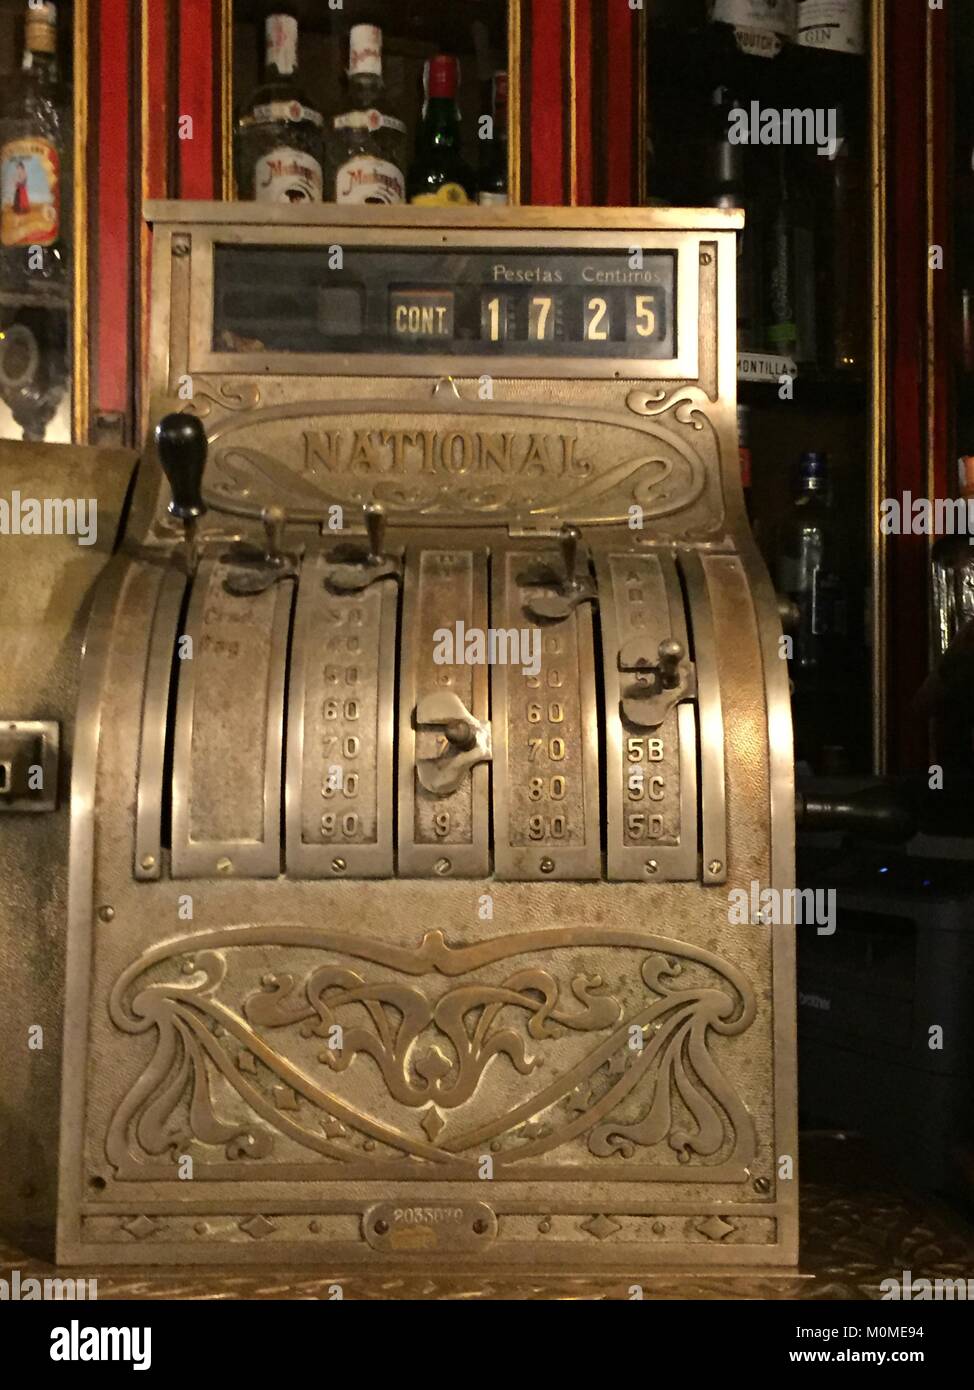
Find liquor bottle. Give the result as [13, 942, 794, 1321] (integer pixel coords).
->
[826, 104, 867, 372]
[960, 288, 974, 378]
[328, 24, 406, 205]
[776, 451, 846, 674]
[477, 72, 509, 206]
[709, 0, 797, 60]
[765, 147, 817, 361]
[931, 456, 974, 660]
[737, 402, 753, 519]
[0, 2, 69, 289]
[707, 88, 760, 350]
[407, 56, 476, 206]
[235, 9, 324, 203]
[957, 137, 974, 373]
[796, 0, 865, 56]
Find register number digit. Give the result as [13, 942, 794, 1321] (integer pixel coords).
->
[50, 204, 796, 1270]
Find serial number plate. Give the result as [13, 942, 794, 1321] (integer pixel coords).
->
[363, 1202, 497, 1253]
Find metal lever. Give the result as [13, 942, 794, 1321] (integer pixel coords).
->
[325, 502, 402, 593]
[156, 413, 208, 572]
[223, 503, 299, 596]
[415, 691, 492, 796]
[619, 636, 696, 729]
[523, 523, 597, 621]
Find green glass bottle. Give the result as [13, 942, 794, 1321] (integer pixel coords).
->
[407, 55, 476, 206]
[478, 72, 509, 206]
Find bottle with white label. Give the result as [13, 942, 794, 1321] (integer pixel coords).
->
[796, 0, 865, 56]
[235, 10, 324, 203]
[328, 25, 406, 205]
[709, 0, 797, 59]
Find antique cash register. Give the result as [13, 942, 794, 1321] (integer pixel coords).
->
[33, 203, 797, 1268]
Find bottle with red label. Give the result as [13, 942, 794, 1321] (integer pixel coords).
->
[0, 2, 69, 289]
[408, 56, 476, 206]
[329, 24, 406, 204]
[235, 9, 325, 203]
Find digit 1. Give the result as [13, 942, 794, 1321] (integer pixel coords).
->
[485, 296, 504, 342]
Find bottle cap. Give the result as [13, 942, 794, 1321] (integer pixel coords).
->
[25, 1, 57, 54]
[427, 55, 460, 100]
[349, 23, 382, 78]
[266, 13, 298, 76]
[799, 451, 828, 487]
[958, 456, 974, 496]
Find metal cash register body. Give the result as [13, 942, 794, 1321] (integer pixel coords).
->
[43, 203, 795, 1267]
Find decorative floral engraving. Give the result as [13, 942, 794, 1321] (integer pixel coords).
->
[106, 927, 756, 1177]
[244, 962, 619, 1110]
[185, 381, 261, 420]
[626, 386, 711, 431]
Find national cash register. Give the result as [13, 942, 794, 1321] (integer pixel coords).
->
[2, 203, 797, 1270]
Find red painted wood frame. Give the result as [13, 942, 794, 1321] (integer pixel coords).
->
[519, 0, 646, 206]
[84, 0, 135, 446]
[880, 0, 952, 771]
[80, 0, 222, 446]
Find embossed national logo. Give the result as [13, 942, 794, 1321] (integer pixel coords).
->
[189, 386, 719, 527]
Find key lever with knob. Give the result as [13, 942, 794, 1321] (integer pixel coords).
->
[523, 523, 597, 622]
[156, 412, 208, 572]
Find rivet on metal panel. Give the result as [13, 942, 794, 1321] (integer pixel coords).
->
[97, 906, 115, 923]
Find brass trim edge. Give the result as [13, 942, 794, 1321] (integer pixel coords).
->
[71, 0, 90, 442]
[221, 0, 234, 200]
